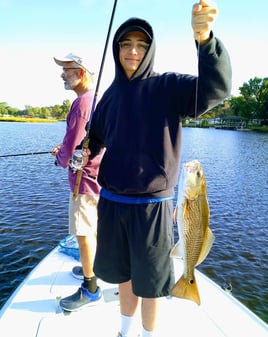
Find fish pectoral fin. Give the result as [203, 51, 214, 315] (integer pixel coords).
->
[169, 241, 183, 259]
[170, 275, 200, 305]
[196, 227, 215, 266]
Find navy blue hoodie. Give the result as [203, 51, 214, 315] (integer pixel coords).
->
[89, 17, 232, 198]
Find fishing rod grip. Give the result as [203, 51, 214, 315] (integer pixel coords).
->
[73, 169, 83, 201]
[72, 136, 89, 200]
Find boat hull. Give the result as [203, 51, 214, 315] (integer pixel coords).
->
[0, 239, 267, 337]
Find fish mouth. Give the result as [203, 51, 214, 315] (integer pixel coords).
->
[181, 160, 205, 199]
[182, 174, 202, 199]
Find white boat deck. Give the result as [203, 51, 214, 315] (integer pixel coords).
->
[0, 245, 267, 337]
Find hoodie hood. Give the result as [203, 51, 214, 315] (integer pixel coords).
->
[112, 17, 156, 81]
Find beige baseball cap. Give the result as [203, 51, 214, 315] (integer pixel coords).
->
[54, 52, 94, 75]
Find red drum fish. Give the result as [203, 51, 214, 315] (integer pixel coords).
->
[170, 160, 214, 305]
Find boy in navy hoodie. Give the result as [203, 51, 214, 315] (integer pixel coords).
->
[83, 1, 231, 336]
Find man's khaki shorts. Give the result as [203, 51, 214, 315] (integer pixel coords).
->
[69, 193, 99, 236]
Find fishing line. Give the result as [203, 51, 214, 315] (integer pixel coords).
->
[176, 6, 202, 205]
[187, 30, 202, 162]
[194, 32, 201, 124]
[190, 0, 206, 158]
[194, 0, 202, 123]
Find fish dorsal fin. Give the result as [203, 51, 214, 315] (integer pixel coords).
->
[196, 227, 215, 266]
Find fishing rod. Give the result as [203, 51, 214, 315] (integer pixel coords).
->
[72, 0, 118, 200]
[0, 151, 51, 158]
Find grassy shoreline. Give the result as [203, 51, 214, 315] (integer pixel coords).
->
[183, 123, 268, 132]
[1, 117, 267, 132]
[0, 117, 58, 123]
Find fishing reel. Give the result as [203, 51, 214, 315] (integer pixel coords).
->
[69, 150, 83, 173]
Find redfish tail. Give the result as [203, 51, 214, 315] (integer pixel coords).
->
[170, 275, 201, 305]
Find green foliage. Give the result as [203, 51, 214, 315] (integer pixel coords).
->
[202, 76, 268, 123]
[0, 100, 71, 120]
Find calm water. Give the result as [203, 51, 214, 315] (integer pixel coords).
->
[0, 122, 267, 323]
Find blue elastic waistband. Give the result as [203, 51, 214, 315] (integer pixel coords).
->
[100, 188, 174, 204]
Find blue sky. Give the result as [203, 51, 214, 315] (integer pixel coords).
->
[1, 0, 267, 109]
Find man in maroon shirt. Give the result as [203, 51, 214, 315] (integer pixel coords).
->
[51, 53, 103, 311]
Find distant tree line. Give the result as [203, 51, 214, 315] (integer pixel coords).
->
[1, 77, 268, 123]
[0, 100, 71, 120]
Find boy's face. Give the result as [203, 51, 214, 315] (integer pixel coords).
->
[119, 31, 149, 78]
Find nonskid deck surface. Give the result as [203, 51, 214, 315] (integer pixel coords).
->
[0, 246, 267, 337]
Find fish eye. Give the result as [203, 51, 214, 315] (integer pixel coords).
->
[196, 171, 200, 178]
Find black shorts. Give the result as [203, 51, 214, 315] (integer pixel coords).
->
[93, 197, 175, 298]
